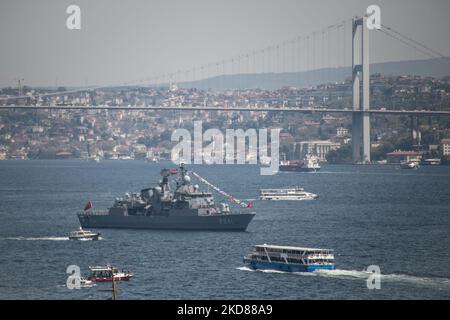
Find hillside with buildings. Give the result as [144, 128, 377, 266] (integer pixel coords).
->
[1, 74, 450, 164]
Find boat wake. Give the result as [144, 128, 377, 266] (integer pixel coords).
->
[3, 236, 103, 241]
[3, 236, 70, 241]
[237, 267, 450, 289]
[239, 266, 318, 277]
[316, 269, 450, 289]
[237, 266, 286, 274]
[75, 236, 103, 241]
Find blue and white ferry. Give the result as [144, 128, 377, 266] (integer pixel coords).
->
[243, 244, 335, 272]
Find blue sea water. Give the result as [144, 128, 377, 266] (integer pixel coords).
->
[0, 160, 450, 299]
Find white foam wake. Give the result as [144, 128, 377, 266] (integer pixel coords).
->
[237, 266, 315, 276]
[3, 236, 70, 241]
[238, 267, 450, 289]
[317, 269, 450, 289]
[74, 236, 103, 241]
[237, 266, 255, 272]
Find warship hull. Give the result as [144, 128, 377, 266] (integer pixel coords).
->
[78, 213, 255, 231]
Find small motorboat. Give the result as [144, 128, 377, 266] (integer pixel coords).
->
[69, 227, 100, 241]
[88, 265, 133, 282]
[400, 161, 419, 169]
[79, 277, 96, 288]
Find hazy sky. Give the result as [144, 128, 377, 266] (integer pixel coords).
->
[1, 0, 450, 87]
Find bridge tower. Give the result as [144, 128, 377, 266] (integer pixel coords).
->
[352, 16, 371, 163]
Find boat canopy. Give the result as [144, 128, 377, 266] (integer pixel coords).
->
[255, 244, 333, 253]
[260, 187, 304, 193]
[89, 265, 117, 272]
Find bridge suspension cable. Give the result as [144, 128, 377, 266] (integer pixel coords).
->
[114, 18, 351, 89]
[5, 18, 449, 104]
[1, 18, 351, 102]
[382, 24, 447, 59]
[378, 24, 450, 66]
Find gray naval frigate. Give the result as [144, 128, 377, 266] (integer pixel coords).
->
[78, 165, 255, 231]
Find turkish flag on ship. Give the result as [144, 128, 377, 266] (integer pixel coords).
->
[84, 201, 93, 211]
[246, 202, 254, 208]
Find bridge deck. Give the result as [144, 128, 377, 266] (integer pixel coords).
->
[1, 105, 449, 116]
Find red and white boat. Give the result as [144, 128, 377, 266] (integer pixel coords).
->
[88, 265, 133, 282]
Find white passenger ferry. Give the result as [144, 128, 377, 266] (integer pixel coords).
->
[244, 244, 335, 272]
[259, 187, 318, 201]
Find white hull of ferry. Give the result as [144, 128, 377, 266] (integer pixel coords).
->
[259, 187, 318, 201]
[260, 194, 318, 201]
[260, 196, 318, 201]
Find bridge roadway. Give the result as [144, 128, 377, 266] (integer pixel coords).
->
[1, 105, 450, 116]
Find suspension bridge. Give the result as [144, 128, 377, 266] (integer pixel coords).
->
[1, 13, 450, 163]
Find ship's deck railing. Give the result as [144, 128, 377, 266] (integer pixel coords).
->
[260, 193, 313, 198]
[78, 210, 110, 216]
[260, 192, 309, 196]
[247, 255, 334, 265]
[260, 188, 304, 194]
[254, 245, 333, 253]
[251, 252, 334, 260]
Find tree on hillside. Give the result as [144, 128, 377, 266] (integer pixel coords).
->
[326, 145, 352, 164]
